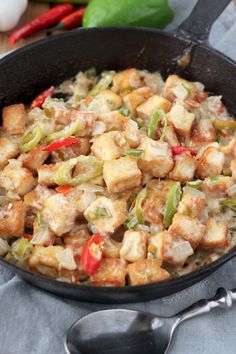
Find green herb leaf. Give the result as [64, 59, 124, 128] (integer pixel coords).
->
[181, 83, 193, 94]
[119, 107, 130, 117]
[126, 149, 144, 159]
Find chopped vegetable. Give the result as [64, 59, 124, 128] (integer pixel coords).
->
[20, 126, 42, 153]
[81, 234, 104, 276]
[126, 149, 144, 159]
[213, 119, 236, 131]
[55, 7, 86, 31]
[85, 67, 97, 78]
[135, 188, 147, 224]
[181, 83, 193, 94]
[171, 146, 197, 156]
[163, 182, 182, 228]
[11, 238, 32, 262]
[36, 212, 44, 228]
[88, 207, 110, 220]
[125, 217, 138, 229]
[148, 108, 163, 139]
[41, 137, 81, 152]
[220, 199, 236, 212]
[55, 185, 74, 194]
[119, 107, 130, 117]
[186, 180, 203, 189]
[45, 119, 83, 143]
[31, 86, 54, 109]
[88, 72, 114, 97]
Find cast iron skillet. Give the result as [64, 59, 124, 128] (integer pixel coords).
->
[0, 0, 235, 303]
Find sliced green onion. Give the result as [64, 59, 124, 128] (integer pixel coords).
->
[125, 217, 138, 229]
[119, 107, 130, 117]
[88, 207, 110, 220]
[45, 119, 83, 143]
[54, 156, 103, 186]
[181, 83, 193, 94]
[160, 110, 168, 141]
[220, 199, 236, 212]
[85, 67, 97, 78]
[126, 149, 144, 159]
[131, 117, 143, 129]
[209, 176, 220, 182]
[135, 188, 147, 224]
[88, 72, 114, 97]
[216, 135, 223, 143]
[148, 109, 163, 139]
[11, 238, 32, 262]
[37, 212, 44, 228]
[20, 126, 42, 153]
[186, 180, 203, 189]
[163, 182, 182, 228]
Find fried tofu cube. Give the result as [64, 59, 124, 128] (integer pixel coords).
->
[84, 196, 127, 234]
[29, 245, 63, 278]
[164, 75, 196, 102]
[147, 232, 165, 264]
[169, 152, 196, 182]
[42, 194, 78, 236]
[2, 104, 26, 135]
[24, 185, 56, 212]
[0, 201, 25, 237]
[231, 160, 236, 181]
[162, 231, 194, 266]
[124, 119, 140, 148]
[123, 87, 153, 115]
[103, 156, 142, 193]
[90, 258, 127, 286]
[169, 213, 205, 248]
[0, 137, 19, 170]
[127, 259, 170, 285]
[50, 139, 91, 163]
[200, 176, 233, 197]
[63, 224, 90, 257]
[98, 111, 128, 132]
[138, 137, 174, 178]
[200, 218, 227, 248]
[103, 237, 122, 258]
[0, 159, 36, 196]
[37, 163, 61, 186]
[167, 103, 195, 137]
[177, 186, 206, 218]
[196, 147, 225, 179]
[163, 125, 180, 147]
[136, 95, 171, 122]
[91, 131, 127, 161]
[22, 145, 49, 173]
[120, 230, 147, 262]
[112, 68, 142, 95]
[88, 90, 122, 113]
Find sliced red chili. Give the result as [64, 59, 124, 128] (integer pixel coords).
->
[81, 234, 104, 276]
[24, 233, 33, 240]
[172, 146, 197, 156]
[31, 86, 55, 109]
[55, 185, 74, 195]
[40, 137, 81, 151]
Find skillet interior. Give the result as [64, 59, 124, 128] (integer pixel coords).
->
[0, 27, 236, 303]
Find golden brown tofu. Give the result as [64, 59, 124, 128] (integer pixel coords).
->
[164, 75, 196, 102]
[177, 186, 206, 218]
[51, 139, 91, 163]
[196, 146, 225, 179]
[37, 163, 61, 186]
[147, 232, 165, 265]
[167, 103, 195, 137]
[29, 245, 63, 278]
[169, 213, 205, 248]
[127, 259, 170, 285]
[63, 224, 90, 257]
[169, 152, 196, 182]
[0, 159, 36, 196]
[123, 87, 153, 115]
[103, 156, 142, 193]
[200, 176, 234, 197]
[0, 201, 25, 238]
[2, 104, 26, 135]
[112, 68, 142, 95]
[103, 237, 121, 258]
[200, 218, 227, 248]
[88, 90, 122, 113]
[163, 125, 180, 147]
[162, 231, 194, 266]
[138, 137, 174, 178]
[24, 185, 56, 213]
[91, 131, 127, 161]
[120, 230, 147, 262]
[90, 258, 127, 286]
[124, 119, 140, 148]
[136, 95, 171, 122]
[97, 111, 128, 132]
[0, 137, 19, 170]
[22, 145, 49, 173]
[231, 160, 236, 181]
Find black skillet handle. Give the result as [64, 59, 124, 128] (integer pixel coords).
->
[176, 0, 231, 43]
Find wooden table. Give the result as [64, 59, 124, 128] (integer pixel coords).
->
[0, 1, 49, 54]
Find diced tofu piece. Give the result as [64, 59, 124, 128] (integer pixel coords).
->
[177, 186, 206, 218]
[112, 68, 142, 95]
[169, 213, 205, 248]
[37, 163, 61, 186]
[103, 156, 141, 193]
[56, 248, 77, 271]
[2, 104, 26, 135]
[51, 139, 91, 163]
[162, 231, 194, 266]
[98, 111, 128, 132]
[22, 145, 49, 173]
[0, 159, 36, 196]
[103, 237, 121, 258]
[196, 147, 225, 179]
[120, 230, 147, 262]
[147, 232, 165, 264]
[42, 194, 78, 236]
[123, 87, 153, 115]
[90, 258, 127, 286]
[124, 119, 140, 148]
[63, 224, 90, 257]
[191, 119, 216, 144]
[127, 259, 170, 285]
[0, 137, 19, 170]
[140, 70, 164, 94]
[138, 137, 174, 178]
[88, 90, 122, 113]
[0, 201, 25, 237]
[43, 98, 71, 125]
[136, 95, 171, 122]
[84, 196, 127, 234]
[163, 125, 180, 147]
[231, 160, 236, 181]
[200, 218, 227, 248]
[91, 131, 127, 161]
[167, 103, 195, 137]
[66, 188, 96, 218]
[164, 75, 196, 102]
[24, 185, 56, 212]
[29, 245, 63, 278]
[142, 190, 166, 225]
[200, 176, 234, 197]
[169, 152, 196, 182]
[31, 223, 55, 246]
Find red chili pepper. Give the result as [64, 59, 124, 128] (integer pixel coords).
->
[24, 233, 33, 240]
[81, 234, 104, 276]
[172, 146, 197, 156]
[56, 7, 86, 31]
[40, 137, 81, 151]
[9, 4, 74, 44]
[31, 86, 55, 109]
[55, 185, 74, 195]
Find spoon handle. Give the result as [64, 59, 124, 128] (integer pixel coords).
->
[177, 288, 236, 323]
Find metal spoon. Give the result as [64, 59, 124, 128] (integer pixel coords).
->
[65, 287, 236, 354]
